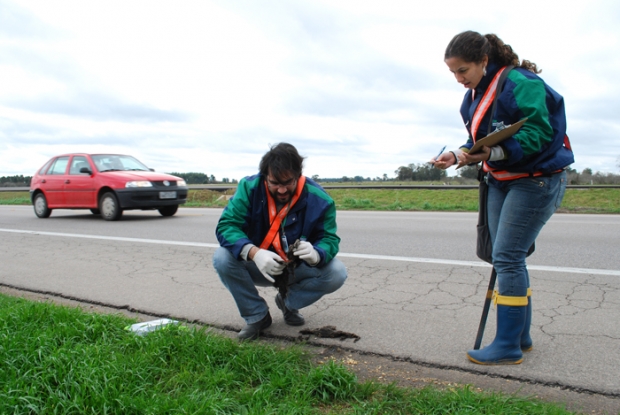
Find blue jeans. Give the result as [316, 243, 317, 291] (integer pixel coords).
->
[213, 247, 347, 324]
[487, 171, 567, 296]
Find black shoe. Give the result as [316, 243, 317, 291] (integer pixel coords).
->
[238, 312, 272, 340]
[275, 293, 305, 326]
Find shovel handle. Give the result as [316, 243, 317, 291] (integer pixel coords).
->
[473, 267, 497, 350]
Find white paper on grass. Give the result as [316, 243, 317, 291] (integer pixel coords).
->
[127, 318, 179, 336]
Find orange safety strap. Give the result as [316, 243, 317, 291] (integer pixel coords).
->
[259, 175, 306, 261]
[469, 66, 507, 179]
[483, 135, 571, 181]
[484, 168, 541, 180]
[470, 66, 508, 142]
[484, 166, 564, 181]
[563, 134, 572, 151]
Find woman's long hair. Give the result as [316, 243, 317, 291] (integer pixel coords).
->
[444, 31, 541, 73]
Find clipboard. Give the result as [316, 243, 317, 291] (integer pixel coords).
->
[469, 117, 528, 154]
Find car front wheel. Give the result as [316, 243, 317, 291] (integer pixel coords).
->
[99, 192, 123, 221]
[33, 193, 52, 218]
[158, 205, 178, 217]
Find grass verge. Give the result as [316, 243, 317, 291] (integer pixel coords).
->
[327, 188, 620, 213]
[2, 187, 619, 213]
[0, 191, 31, 205]
[1, 293, 576, 414]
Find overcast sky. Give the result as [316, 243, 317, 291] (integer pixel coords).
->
[1, 0, 619, 180]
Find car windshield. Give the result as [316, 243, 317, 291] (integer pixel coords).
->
[91, 155, 150, 172]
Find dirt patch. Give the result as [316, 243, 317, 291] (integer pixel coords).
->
[2, 286, 619, 415]
[315, 346, 620, 415]
[299, 325, 361, 342]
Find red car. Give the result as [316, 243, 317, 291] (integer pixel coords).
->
[30, 153, 188, 220]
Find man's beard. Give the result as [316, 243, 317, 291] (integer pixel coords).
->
[271, 189, 293, 204]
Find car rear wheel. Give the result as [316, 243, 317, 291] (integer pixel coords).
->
[33, 193, 52, 218]
[158, 205, 178, 217]
[90, 209, 100, 215]
[99, 192, 123, 221]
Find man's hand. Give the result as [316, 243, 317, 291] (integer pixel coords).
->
[252, 249, 285, 283]
[293, 241, 320, 266]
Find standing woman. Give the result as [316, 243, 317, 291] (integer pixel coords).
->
[434, 31, 574, 365]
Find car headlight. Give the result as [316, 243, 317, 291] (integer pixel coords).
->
[177, 179, 187, 186]
[125, 181, 153, 188]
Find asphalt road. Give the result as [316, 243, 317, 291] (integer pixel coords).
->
[2, 205, 618, 270]
[1, 205, 620, 411]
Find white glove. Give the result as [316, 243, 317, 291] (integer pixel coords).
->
[252, 249, 285, 283]
[293, 241, 320, 266]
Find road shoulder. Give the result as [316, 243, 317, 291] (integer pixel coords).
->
[2, 285, 619, 415]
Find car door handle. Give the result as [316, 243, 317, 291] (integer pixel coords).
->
[65, 180, 71, 184]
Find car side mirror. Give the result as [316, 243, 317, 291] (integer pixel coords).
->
[149, 168, 155, 172]
[80, 167, 93, 175]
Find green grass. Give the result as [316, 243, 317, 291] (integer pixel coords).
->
[0, 191, 31, 205]
[182, 188, 232, 208]
[0, 293, 576, 414]
[330, 189, 479, 211]
[559, 188, 620, 213]
[328, 187, 620, 213]
[2, 187, 619, 213]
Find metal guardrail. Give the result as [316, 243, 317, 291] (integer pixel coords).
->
[0, 187, 34, 192]
[2, 184, 619, 193]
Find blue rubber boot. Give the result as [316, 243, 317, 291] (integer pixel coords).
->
[467, 294, 528, 365]
[521, 289, 533, 352]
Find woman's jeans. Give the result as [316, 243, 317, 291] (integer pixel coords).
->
[213, 247, 347, 324]
[487, 171, 567, 296]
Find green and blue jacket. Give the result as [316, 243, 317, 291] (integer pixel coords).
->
[459, 62, 574, 177]
[216, 174, 340, 266]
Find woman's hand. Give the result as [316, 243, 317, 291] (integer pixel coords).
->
[432, 152, 458, 170]
[458, 146, 491, 167]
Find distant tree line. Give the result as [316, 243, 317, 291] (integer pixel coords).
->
[0, 175, 32, 187]
[315, 163, 620, 185]
[314, 165, 449, 183]
[565, 167, 620, 185]
[166, 172, 238, 184]
[167, 172, 215, 184]
[3, 164, 620, 187]
[316, 176, 372, 183]
[394, 163, 448, 181]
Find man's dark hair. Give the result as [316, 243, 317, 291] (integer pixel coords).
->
[259, 142, 305, 180]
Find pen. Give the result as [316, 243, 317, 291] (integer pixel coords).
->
[433, 145, 446, 163]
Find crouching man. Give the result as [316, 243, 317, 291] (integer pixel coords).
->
[213, 142, 347, 340]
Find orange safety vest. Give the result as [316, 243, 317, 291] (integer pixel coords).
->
[259, 175, 306, 261]
[470, 67, 570, 181]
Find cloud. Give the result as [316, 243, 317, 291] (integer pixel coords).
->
[6, 92, 191, 123]
[0, 1, 54, 38]
[1, 0, 619, 179]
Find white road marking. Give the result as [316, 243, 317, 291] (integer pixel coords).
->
[337, 253, 620, 276]
[2, 228, 620, 276]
